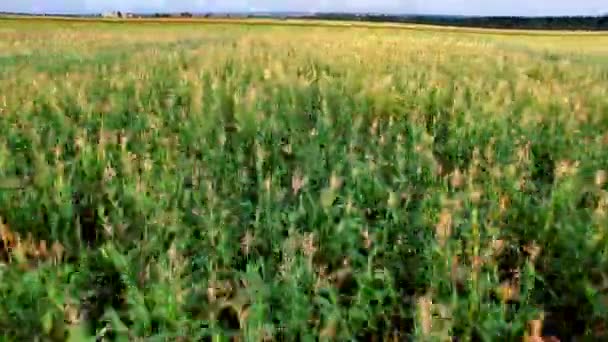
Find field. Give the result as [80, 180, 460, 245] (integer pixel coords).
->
[1, 18, 608, 341]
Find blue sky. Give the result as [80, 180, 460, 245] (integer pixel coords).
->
[1, 0, 606, 16]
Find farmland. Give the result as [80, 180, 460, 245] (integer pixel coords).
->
[0, 18, 607, 340]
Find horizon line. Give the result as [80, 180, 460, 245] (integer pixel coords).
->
[1, 10, 607, 18]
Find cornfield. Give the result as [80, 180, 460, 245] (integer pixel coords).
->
[1, 18, 607, 341]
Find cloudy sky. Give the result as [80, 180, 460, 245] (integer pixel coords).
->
[1, 0, 606, 17]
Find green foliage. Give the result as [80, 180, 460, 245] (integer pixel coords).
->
[0, 20, 607, 341]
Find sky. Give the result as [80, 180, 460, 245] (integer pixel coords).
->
[1, 0, 606, 17]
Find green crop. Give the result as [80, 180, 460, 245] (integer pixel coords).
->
[0, 18, 607, 341]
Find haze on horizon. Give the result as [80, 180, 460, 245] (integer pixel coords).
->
[0, 0, 606, 17]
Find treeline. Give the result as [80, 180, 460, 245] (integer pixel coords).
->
[299, 14, 608, 31]
[3, 11, 607, 30]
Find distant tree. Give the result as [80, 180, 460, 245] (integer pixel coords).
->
[301, 13, 608, 31]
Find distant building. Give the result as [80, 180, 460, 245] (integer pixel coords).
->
[101, 11, 128, 18]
